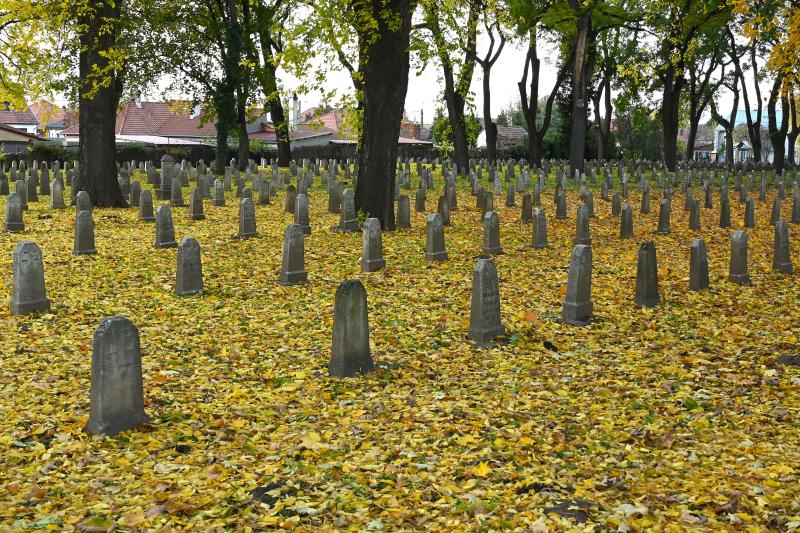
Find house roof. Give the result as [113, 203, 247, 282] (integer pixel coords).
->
[0, 103, 38, 126]
[60, 100, 217, 138]
[29, 101, 76, 131]
[0, 122, 43, 141]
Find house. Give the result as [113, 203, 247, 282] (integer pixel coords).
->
[29, 101, 77, 138]
[0, 102, 39, 135]
[0, 123, 44, 154]
[59, 99, 217, 147]
[692, 123, 716, 161]
[476, 125, 528, 150]
[714, 109, 796, 164]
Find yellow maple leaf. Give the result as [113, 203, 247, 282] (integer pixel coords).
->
[472, 462, 491, 477]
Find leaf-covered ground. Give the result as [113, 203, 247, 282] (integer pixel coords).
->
[1, 170, 799, 531]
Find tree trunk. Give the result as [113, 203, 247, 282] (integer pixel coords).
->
[768, 77, 789, 175]
[786, 90, 798, 166]
[568, 8, 593, 176]
[237, 96, 249, 170]
[354, 0, 415, 229]
[267, 78, 292, 167]
[483, 65, 497, 165]
[213, 84, 236, 174]
[660, 64, 682, 171]
[75, 0, 126, 207]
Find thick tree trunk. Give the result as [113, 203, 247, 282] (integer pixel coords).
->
[660, 65, 682, 171]
[237, 97, 249, 170]
[354, 0, 415, 229]
[768, 77, 789, 175]
[568, 9, 592, 176]
[482, 67, 497, 165]
[75, 0, 126, 207]
[444, 80, 470, 176]
[686, 116, 698, 161]
[213, 85, 236, 174]
[788, 94, 798, 166]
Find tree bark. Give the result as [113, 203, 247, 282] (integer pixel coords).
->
[354, 0, 416, 229]
[660, 63, 682, 171]
[788, 91, 798, 167]
[75, 0, 127, 207]
[592, 70, 612, 160]
[768, 76, 789, 174]
[476, 19, 505, 166]
[568, 6, 593, 176]
[710, 80, 738, 166]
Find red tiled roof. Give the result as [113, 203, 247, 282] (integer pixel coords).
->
[29, 101, 76, 129]
[0, 103, 38, 125]
[59, 100, 217, 138]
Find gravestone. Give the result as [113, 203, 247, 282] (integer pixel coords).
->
[415, 187, 426, 212]
[532, 207, 548, 249]
[10, 241, 50, 315]
[84, 317, 149, 436]
[425, 213, 448, 261]
[729, 230, 750, 284]
[139, 190, 155, 221]
[175, 237, 204, 295]
[793, 194, 800, 224]
[719, 196, 731, 228]
[773, 220, 793, 274]
[505, 186, 515, 207]
[5, 192, 24, 232]
[521, 193, 533, 223]
[238, 198, 257, 238]
[73, 210, 97, 255]
[468, 258, 506, 345]
[688, 198, 701, 231]
[657, 199, 671, 234]
[214, 179, 225, 206]
[361, 218, 386, 272]
[154, 205, 178, 248]
[337, 189, 359, 232]
[770, 198, 781, 225]
[189, 187, 205, 221]
[611, 192, 621, 216]
[483, 211, 503, 254]
[689, 238, 709, 291]
[397, 195, 411, 229]
[620, 204, 633, 238]
[279, 224, 307, 285]
[640, 182, 650, 214]
[555, 192, 567, 220]
[574, 204, 592, 245]
[130, 180, 141, 207]
[285, 184, 297, 214]
[437, 195, 450, 226]
[27, 175, 38, 202]
[258, 181, 271, 205]
[75, 190, 91, 213]
[635, 241, 660, 307]
[329, 280, 375, 378]
[295, 194, 311, 234]
[562, 244, 593, 325]
[744, 197, 755, 228]
[51, 180, 66, 209]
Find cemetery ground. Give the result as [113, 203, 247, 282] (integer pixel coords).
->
[2, 171, 800, 531]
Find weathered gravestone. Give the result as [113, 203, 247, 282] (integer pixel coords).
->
[75, 190, 91, 213]
[688, 198, 701, 231]
[468, 258, 505, 345]
[239, 198, 257, 238]
[425, 213, 448, 261]
[214, 179, 225, 207]
[562, 244, 593, 325]
[295, 194, 311, 235]
[10, 241, 50, 315]
[329, 280, 375, 378]
[532, 207, 548, 249]
[129, 180, 141, 207]
[729, 230, 750, 285]
[139, 190, 155, 221]
[397, 195, 411, 229]
[285, 184, 297, 214]
[689, 238, 710, 291]
[5, 192, 24, 232]
[657, 199, 671, 234]
[357, 217, 385, 274]
[770, 198, 781, 226]
[483, 211, 503, 255]
[51, 180, 66, 209]
[279, 224, 307, 286]
[85, 317, 149, 436]
[521, 193, 533, 223]
[620, 204, 633, 238]
[719, 196, 731, 228]
[73, 210, 97, 255]
[744, 198, 755, 228]
[635, 241, 660, 307]
[555, 192, 567, 220]
[175, 237, 203, 295]
[773, 220, 793, 274]
[189, 188, 205, 221]
[155, 205, 178, 248]
[415, 187, 426, 212]
[574, 204, 592, 245]
[336, 189, 359, 232]
[437, 195, 450, 226]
